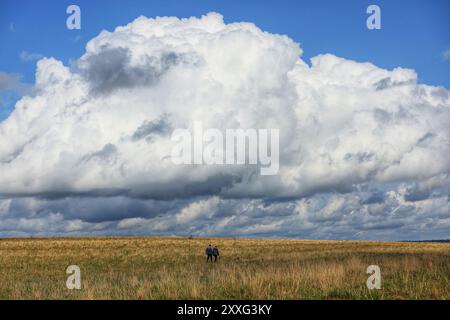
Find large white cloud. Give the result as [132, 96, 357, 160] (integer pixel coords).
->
[0, 13, 449, 238]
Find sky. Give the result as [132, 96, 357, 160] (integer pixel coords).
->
[0, 1, 449, 239]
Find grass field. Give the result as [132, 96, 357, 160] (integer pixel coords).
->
[0, 237, 448, 299]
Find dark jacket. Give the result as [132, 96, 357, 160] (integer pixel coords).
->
[213, 247, 219, 256]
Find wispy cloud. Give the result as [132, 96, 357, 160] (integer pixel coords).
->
[8, 22, 14, 32]
[441, 49, 450, 61]
[19, 50, 44, 62]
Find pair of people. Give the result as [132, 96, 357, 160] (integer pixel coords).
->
[205, 244, 220, 262]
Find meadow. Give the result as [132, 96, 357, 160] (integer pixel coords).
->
[0, 237, 448, 299]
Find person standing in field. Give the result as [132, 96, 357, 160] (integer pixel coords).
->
[213, 246, 220, 262]
[206, 244, 214, 262]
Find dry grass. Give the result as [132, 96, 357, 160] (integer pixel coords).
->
[0, 237, 448, 299]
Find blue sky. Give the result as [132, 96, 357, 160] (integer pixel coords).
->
[0, 0, 449, 120]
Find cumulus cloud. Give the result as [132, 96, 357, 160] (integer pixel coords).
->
[0, 13, 449, 239]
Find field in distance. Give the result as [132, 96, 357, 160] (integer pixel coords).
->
[0, 237, 448, 299]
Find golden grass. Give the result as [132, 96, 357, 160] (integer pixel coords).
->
[0, 237, 448, 299]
